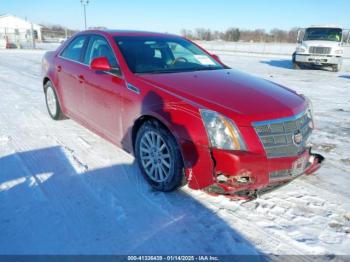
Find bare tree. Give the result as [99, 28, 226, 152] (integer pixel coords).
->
[180, 27, 300, 43]
[194, 28, 213, 41]
[223, 28, 240, 42]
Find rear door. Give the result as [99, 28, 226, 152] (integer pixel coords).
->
[80, 35, 126, 143]
[56, 35, 89, 116]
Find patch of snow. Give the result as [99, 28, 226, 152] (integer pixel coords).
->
[0, 48, 349, 255]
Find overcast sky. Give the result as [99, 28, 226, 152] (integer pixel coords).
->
[1, 0, 349, 32]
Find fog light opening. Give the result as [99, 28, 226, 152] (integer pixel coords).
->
[236, 176, 251, 184]
[216, 174, 228, 183]
[216, 173, 252, 185]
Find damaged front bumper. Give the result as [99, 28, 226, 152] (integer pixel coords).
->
[204, 148, 325, 200]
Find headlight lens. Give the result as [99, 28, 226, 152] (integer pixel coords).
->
[302, 95, 314, 129]
[200, 109, 247, 150]
[335, 49, 343, 55]
[296, 47, 306, 53]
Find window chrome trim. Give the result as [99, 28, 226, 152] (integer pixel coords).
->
[127, 83, 140, 94]
[57, 55, 89, 67]
[57, 33, 124, 79]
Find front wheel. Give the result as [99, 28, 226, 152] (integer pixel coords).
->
[292, 53, 301, 70]
[135, 120, 185, 192]
[332, 63, 341, 72]
[293, 62, 301, 70]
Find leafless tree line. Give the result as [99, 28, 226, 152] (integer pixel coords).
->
[181, 28, 299, 43]
[41, 24, 79, 40]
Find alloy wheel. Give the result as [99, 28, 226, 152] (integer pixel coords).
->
[139, 131, 172, 183]
[46, 86, 57, 116]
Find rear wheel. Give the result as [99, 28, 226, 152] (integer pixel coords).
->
[44, 81, 65, 120]
[135, 120, 185, 192]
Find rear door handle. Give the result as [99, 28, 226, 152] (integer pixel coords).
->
[56, 65, 62, 72]
[77, 75, 85, 83]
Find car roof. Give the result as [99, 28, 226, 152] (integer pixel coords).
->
[81, 29, 182, 38]
[307, 25, 342, 29]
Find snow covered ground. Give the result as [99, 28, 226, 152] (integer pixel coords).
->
[0, 48, 350, 256]
[198, 41, 350, 58]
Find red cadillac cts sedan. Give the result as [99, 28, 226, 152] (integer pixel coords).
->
[42, 30, 324, 199]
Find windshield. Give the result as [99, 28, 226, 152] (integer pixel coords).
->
[304, 28, 342, 42]
[114, 36, 224, 74]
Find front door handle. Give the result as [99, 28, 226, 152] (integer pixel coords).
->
[56, 65, 62, 72]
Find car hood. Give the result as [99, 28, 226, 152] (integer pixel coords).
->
[137, 69, 306, 126]
[302, 40, 342, 48]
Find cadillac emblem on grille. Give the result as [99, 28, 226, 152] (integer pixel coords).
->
[292, 130, 303, 146]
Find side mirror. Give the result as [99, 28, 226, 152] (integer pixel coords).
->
[90, 57, 112, 71]
[297, 29, 305, 44]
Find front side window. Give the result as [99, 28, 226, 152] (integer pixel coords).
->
[60, 35, 87, 62]
[114, 36, 224, 74]
[84, 35, 118, 68]
[304, 28, 342, 42]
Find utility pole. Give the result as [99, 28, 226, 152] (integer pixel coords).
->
[31, 23, 36, 49]
[81, 0, 89, 30]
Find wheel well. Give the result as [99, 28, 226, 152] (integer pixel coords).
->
[132, 116, 159, 150]
[132, 115, 177, 152]
[43, 77, 50, 90]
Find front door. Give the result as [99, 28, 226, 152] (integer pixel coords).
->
[80, 35, 126, 143]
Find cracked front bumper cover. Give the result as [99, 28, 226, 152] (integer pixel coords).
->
[204, 149, 325, 199]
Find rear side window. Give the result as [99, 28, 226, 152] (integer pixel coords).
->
[60, 36, 87, 62]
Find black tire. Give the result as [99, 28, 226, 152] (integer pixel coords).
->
[292, 53, 301, 70]
[44, 81, 66, 120]
[292, 62, 301, 70]
[135, 120, 185, 192]
[292, 54, 301, 70]
[332, 64, 341, 72]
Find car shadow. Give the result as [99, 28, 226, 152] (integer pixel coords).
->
[260, 59, 337, 72]
[0, 146, 263, 256]
[260, 59, 292, 69]
[339, 75, 350, 80]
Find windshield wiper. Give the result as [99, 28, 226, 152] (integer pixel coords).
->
[137, 69, 183, 74]
[192, 66, 222, 72]
[137, 66, 222, 75]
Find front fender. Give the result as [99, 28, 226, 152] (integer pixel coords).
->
[139, 91, 215, 190]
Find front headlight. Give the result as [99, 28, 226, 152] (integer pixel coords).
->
[200, 109, 247, 150]
[335, 49, 343, 55]
[302, 95, 314, 129]
[296, 47, 306, 53]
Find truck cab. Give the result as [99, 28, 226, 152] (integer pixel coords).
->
[292, 25, 349, 72]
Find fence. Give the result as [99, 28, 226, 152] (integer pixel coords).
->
[0, 27, 75, 49]
[197, 41, 350, 59]
[0, 27, 37, 49]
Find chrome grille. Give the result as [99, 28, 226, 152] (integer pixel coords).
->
[269, 161, 311, 182]
[253, 111, 313, 158]
[309, 46, 331, 55]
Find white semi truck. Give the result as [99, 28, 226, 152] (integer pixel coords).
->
[292, 25, 349, 72]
